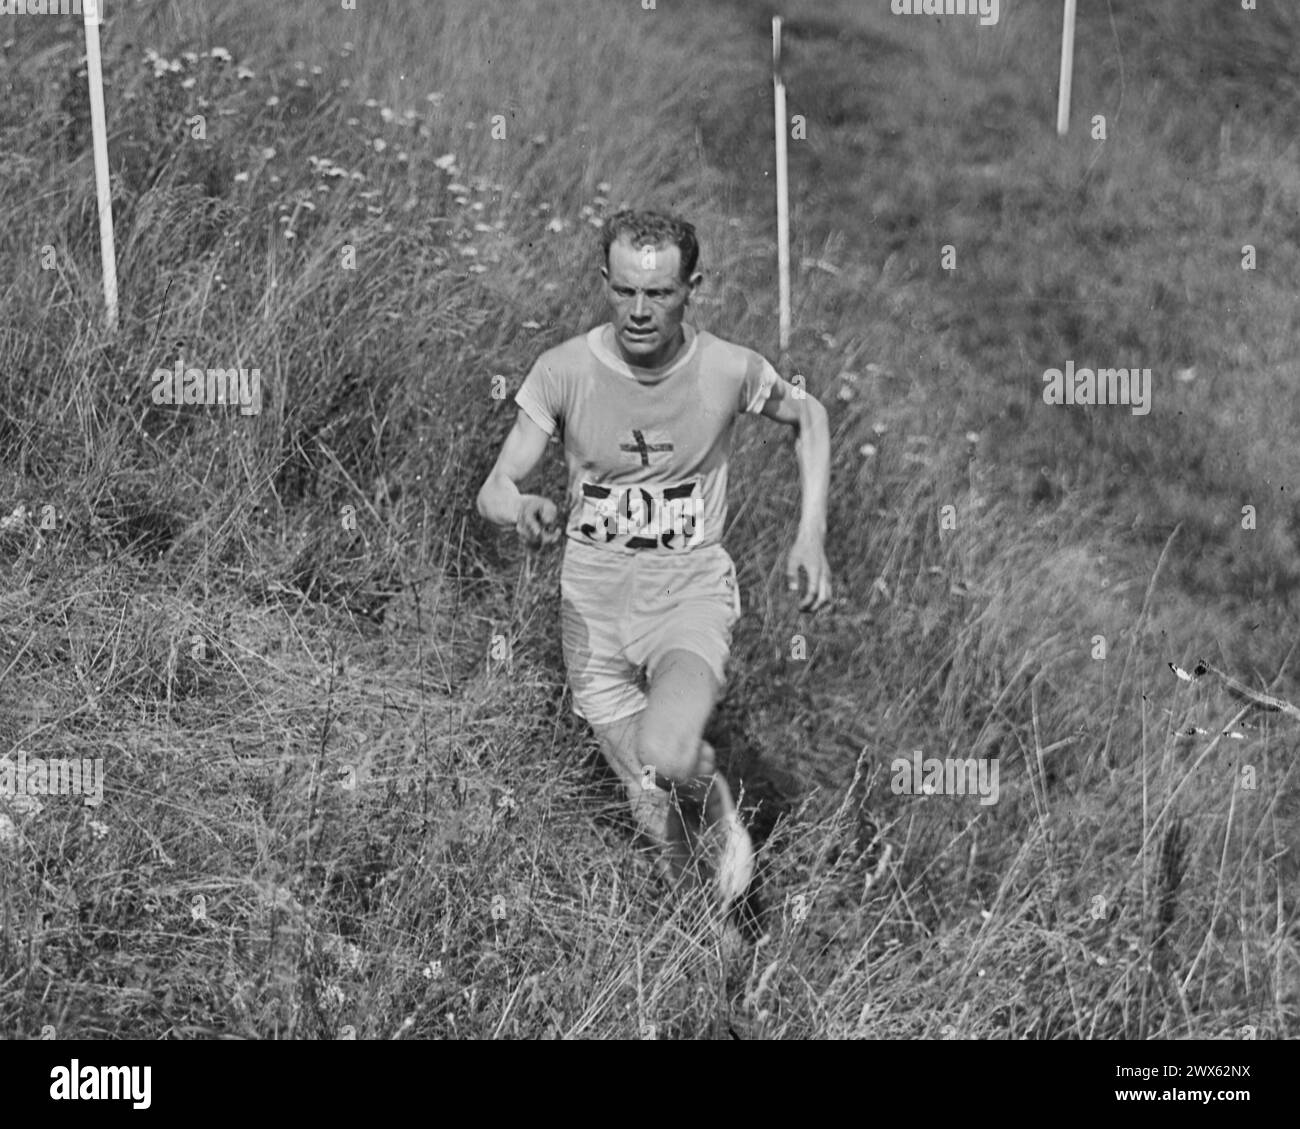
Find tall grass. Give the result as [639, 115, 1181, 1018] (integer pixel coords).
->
[0, 0, 1295, 1038]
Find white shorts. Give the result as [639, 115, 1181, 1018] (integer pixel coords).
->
[558, 539, 742, 726]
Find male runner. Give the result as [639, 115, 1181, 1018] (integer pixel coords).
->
[476, 209, 831, 910]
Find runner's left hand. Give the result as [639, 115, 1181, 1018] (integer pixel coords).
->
[786, 535, 832, 612]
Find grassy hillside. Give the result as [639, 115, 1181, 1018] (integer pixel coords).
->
[0, 0, 1296, 1038]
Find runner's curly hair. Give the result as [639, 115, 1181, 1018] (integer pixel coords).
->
[600, 209, 700, 283]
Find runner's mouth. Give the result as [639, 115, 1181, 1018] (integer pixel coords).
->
[623, 326, 656, 340]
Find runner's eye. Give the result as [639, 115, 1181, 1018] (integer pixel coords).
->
[612, 287, 673, 303]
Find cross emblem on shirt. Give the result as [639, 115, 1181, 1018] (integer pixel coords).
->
[619, 429, 674, 467]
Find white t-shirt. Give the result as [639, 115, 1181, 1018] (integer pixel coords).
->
[514, 322, 778, 555]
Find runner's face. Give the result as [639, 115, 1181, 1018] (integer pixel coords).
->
[602, 238, 696, 368]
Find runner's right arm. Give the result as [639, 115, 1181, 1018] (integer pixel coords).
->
[476, 408, 560, 545]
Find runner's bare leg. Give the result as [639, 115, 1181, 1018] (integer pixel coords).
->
[591, 711, 677, 880]
[593, 649, 727, 887]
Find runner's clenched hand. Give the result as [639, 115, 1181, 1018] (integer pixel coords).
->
[517, 495, 560, 548]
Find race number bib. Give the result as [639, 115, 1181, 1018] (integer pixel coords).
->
[577, 478, 704, 550]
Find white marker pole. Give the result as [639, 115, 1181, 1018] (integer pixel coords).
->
[1056, 0, 1077, 136]
[83, 0, 119, 332]
[772, 16, 791, 353]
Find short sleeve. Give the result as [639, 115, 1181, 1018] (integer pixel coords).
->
[740, 351, 779, 414]
[515, 356, 562, 436]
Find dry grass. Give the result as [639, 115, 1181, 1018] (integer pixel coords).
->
[0, 0, 1296, 1039]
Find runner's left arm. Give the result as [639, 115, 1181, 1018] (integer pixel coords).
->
[756, 375, 832, 612]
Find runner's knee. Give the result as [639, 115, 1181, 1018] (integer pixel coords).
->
[638, 727, 709, 783]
